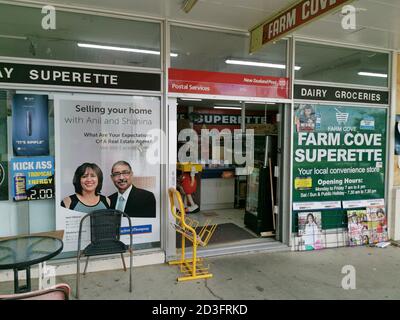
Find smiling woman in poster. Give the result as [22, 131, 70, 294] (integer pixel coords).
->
[61, 162, 110, 213]
[303, 213, 323, 250]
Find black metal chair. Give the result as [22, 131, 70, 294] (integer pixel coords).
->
[76, 209, 133, 299]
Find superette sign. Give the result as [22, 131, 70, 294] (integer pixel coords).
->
[0, 62, 161, 91]
[292, 104, 386, 205]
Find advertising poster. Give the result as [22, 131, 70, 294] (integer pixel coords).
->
[12, 94, 49, 156]
[10, 156, 54, 201]
[0, 161, 8, 200]
[297, 212, 324, 251]
[54, 94, 161, 252]
[292, 104, 387, 232]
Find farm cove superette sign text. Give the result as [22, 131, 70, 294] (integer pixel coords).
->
[295, 132, 383, 164]
[250, 0, 353, 52]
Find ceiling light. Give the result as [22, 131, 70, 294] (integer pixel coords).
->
[214, 106, 242, 110]
[182, 0, 198, 13]
[0, 34, 27, 40]
[78, 43, 178, 57]
[226, 59, 301, 70]
[358, 71, 387, 78]
[180, 98, 202, 101]
[245, 101, 276, 105]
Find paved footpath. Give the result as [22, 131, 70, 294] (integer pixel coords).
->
[1, 246, 400, 299]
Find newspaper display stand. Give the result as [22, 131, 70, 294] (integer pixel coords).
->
[168, 188, 217, 281]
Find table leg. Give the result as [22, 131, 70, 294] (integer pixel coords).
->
[13, 267, 31, 293]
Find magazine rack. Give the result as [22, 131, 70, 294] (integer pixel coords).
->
[168, 188, 217, 281]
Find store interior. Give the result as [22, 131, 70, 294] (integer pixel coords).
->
[176, 98, 282, 248]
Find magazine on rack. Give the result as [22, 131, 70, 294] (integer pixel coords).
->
[297, 212, 324, 251]
[366, 206, 388, 244]
[347, 209, 368, 246]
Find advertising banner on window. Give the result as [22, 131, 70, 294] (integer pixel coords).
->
[10, 156, 54, 201]
[54, 94, 161, 252]
[12, 94, 49, 156]
[292, 104, 387, 233]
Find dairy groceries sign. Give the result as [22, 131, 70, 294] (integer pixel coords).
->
[250, 0, 353, 52]
[294, 84, 389, 105]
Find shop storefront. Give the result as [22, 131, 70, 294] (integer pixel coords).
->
[0, 4, 166, 271]
[166, 66, 291, 259]
[0, 2, 396, 281]
[290, 40, 391, 251]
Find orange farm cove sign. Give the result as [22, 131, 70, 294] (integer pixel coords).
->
[250, 0, 353, 53]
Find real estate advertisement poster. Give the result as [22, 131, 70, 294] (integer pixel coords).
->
[54, 94, 161, 252]
[292, 104, 387, 232]
[12, 94, 49, 156]
[10, 156, 54, 201]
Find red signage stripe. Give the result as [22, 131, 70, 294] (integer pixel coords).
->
[168, 68, 289, 99]
[169, 68, 286, 86]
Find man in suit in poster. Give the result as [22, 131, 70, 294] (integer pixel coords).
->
[109, 160, 156, 218]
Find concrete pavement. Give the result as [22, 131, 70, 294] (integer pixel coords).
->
[1, 246, 400, 299]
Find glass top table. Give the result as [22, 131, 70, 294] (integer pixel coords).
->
[0, 236, 63, 293]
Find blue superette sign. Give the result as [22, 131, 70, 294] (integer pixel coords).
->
[10, 156, 54, 201]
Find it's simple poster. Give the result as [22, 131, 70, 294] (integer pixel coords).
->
[12, 94, 49, 156]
